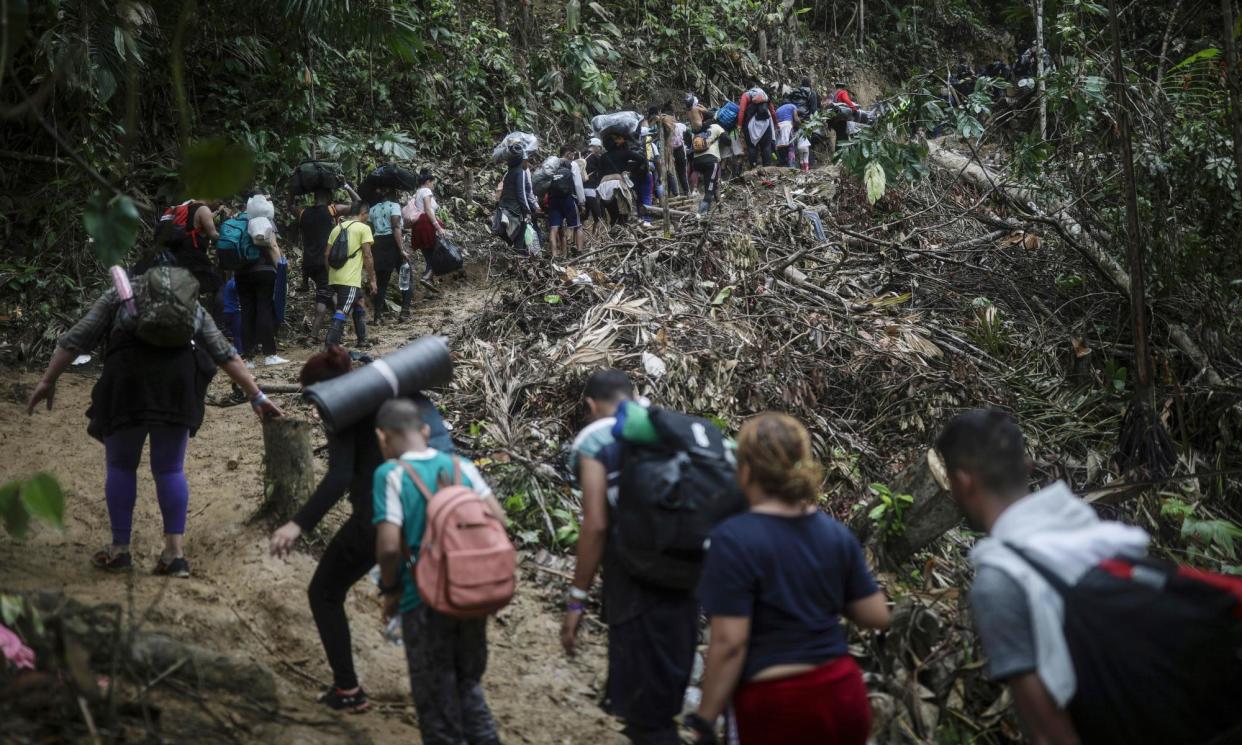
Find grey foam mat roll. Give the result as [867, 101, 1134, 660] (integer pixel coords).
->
[303, 336, 453, 433]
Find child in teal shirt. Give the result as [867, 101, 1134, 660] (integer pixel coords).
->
[372, 398, 505, 745]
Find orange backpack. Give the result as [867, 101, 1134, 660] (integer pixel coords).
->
[398, 459, 517, 619]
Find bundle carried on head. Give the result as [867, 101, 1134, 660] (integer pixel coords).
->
[591, 111, 641, 139]
[289, 161, 344, 196]
[492, 132, 540, 164]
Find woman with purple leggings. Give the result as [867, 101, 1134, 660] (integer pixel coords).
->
[26, 267, 282, 578]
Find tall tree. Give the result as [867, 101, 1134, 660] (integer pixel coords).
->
[1033, 0, 1047, 140]
[1223, 0, 1242, 193]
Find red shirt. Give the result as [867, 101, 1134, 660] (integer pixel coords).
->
[834, 89, 859, 112]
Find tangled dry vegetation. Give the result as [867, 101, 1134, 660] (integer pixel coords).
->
[432, 148, 1240, 741]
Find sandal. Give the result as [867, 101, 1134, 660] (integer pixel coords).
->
[92, 549, 132, 572]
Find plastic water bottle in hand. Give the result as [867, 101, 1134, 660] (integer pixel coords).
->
[398, 263, 412, 292]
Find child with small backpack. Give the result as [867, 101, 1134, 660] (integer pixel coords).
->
[372, 399, 512, 745]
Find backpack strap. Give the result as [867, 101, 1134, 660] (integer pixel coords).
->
[1002, 541, 1072, 594]
[451, 456, 463, 487]
[395, 459, 436, 502]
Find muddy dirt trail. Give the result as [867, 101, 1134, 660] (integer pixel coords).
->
[0, 256, 627, 744]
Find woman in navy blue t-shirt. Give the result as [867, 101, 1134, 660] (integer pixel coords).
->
[687, 413, 891, 745]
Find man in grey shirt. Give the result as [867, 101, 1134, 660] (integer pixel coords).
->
[970, 565, 1036, 680]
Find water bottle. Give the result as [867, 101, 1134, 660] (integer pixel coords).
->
[398, 262, 412, 292]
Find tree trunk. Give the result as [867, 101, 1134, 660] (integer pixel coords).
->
[1107, 0, 1152, 395]
[494, 0, 508, 29]
[851, 458, 960, 570]
[1034, 0, 1047, 140]
[758, 28, 768, 62]
[254, 417, 316, 525]
[857, 0, 865, 49]
[1223, 0, 1242, 193]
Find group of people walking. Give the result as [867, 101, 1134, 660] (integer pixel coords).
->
[492, 76, 867, 257]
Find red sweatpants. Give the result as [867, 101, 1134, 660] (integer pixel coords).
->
[730, 656, 871, 745]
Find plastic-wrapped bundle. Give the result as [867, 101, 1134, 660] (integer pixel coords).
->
[289, 161, 343, 195]
[591, 111, 641, 138]
[303, 336, 453, 433]
[492, 132, 540, 163]
[532, 156, 565, 198]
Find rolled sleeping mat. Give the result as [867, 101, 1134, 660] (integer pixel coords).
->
[303, 336, 453, 433]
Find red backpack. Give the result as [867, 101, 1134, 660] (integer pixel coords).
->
[398, 459, 517, 619]
[157, 201, 202, 251]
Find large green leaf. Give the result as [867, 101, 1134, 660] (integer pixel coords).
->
[83, 192, 141, 268]
[1169, 47, 1221, 74]
[181, 138, 255, 200]
[20, 473, 64, 530]
[0, 481, 29, 539]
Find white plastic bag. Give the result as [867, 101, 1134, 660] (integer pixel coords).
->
[248, 215, 274, 246]
[245, 194, 275, 220]
[591, 111, 641, 138]
[492, 131, 540, 163]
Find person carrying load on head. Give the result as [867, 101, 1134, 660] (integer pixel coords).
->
[26, 263, 281, 578]
[366, 186, 408, 326]
[299, 183, 358, 344]
[597, 133, 645, 227]
[583, 138, 608, 231]
[496, 146, 541, 255]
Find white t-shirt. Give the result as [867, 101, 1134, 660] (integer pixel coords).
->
[672, 122, 688, 149]
[408, 187, 437, 222]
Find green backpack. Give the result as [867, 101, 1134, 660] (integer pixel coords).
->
[128, 266, 200, 347]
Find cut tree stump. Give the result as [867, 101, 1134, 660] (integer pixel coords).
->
[254, 417, 316, 525]
[852, 456, 962, 571]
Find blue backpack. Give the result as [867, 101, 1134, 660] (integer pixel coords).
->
[216, 212, 261, 270]
[715, 101, 740, 131]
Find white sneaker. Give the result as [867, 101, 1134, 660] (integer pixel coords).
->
[244, 360, 256, 369]
[264, 355, 290, 366]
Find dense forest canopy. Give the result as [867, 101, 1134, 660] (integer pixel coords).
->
[1, 1, 1242, 741]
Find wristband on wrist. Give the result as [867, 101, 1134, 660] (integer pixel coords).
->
[250, 391, 268, 407]
[568, 586, 589, 601]
[566, 600, 585, 613]
[379, 580, 402, 596]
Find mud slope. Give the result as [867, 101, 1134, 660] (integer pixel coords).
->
[0, 257, 625, 744]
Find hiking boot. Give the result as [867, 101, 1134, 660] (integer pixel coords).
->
[92, 549, 132, 572]
[153, 556, 191, 578]
[318, 687, 371, 713]
[397, 312, 410, 323]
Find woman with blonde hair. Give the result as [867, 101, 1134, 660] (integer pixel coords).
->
[687, 412, 890, 745]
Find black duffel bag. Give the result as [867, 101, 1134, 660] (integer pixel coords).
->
[429, 236, 464, 276]
[289, 161, 343, 196]
[360, 164, 420, 203]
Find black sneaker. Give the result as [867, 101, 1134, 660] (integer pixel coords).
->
[153, 556, 191, 578]
[318, 687, 371, 713]
[92, 549, 132, 572]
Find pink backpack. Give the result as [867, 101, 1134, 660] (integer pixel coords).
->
[398, 459, 517, 619]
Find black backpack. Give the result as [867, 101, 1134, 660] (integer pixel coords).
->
[549, 163, 575, 199]
[1007, 544, 1242, 745]
[614, 408, 747, 590]
[327, 220, 361, 270]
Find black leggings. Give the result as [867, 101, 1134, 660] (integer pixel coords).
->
[747, 126, 774, 167]
[672, 148, 689, 196]
[374, 266, 412, 319]
[308, 515, 376, 691]
[693, 157, 720, 213]
[235, 269, 277, 358]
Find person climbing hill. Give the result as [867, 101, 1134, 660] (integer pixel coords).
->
[405, 170, 446, 302]
[26, 265, 281, 578]
[367, 187, 407, 326]
[324, 202, 376, 350]
[269, 348, 454, 714]
[685, 413, 889, 744]
[738, 84, 777, 168]
[372, 398, 507, 745]
[298, 185, 356, 344]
